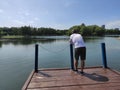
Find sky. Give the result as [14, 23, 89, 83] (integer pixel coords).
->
[0, 0, 120, 29]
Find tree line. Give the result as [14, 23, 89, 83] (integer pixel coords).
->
[67, 23, 120, 36]
[0, 23, 120, 37]
[0, 26, 68, 36]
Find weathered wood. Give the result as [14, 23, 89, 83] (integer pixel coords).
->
[22, 67, 120, 90]
[22, 70, 35, 90]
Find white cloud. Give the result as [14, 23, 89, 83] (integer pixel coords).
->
[34, 17, 39, 21]
[105, 20, 120, 29]
[63, 0, 74, 7]
[29, 20, 34, 24]
[12, 20, 25, 25]
[18, 10, 30, 16]
[0, 9, 4, 13]
[24, 12, 30, 16]
[12, 19, 37, 27]
[48, 23, 69, 30]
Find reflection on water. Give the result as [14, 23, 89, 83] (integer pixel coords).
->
[0, 36, 69, 47]
[0, 41, 2, 47]
[84, 36, 105, 43]
[0, 36, 104, 46]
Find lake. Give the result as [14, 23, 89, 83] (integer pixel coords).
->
[0, 36, 120, 90]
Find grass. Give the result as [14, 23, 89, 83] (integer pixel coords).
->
[1, 35, 24, 39]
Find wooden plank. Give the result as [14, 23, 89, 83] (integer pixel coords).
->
[38, 66, 103, 71]
[23, 67, 120, 90]
[28, 68, 120, 88]
[108, 67, 120, 75]
[22, 70, 35, 90]
[27, 84, 120, 90]
[28, 80, 120, 89]
[27, 82, 120, 90]
[32, 68, 120, 79]
[31, 75, 120, 83]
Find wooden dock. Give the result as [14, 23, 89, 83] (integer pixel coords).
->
[22, 66, 120, 90]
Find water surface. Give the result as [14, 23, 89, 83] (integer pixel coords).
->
[0, 36, 120, 90]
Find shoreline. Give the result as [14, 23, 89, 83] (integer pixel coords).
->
[0, 35, 24, 39]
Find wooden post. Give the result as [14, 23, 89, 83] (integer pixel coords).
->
[70, 44, 74, 70]
[35, 44, 38, 72]
[101, 43, 107, 68]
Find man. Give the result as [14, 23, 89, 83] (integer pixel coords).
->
[70, 29, 86, 73]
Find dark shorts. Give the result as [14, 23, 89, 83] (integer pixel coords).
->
[75, 47, 86, 61]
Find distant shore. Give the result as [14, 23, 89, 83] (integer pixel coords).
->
[118, 37, 120, 40]
[0, 35, 24, 39]
[1, 35, 120, 40]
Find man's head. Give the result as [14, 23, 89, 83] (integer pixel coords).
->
[72, 28, 79, 33]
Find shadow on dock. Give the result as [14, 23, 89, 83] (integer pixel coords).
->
[77, 71, 109, 82]
[38, 71, 52, 77]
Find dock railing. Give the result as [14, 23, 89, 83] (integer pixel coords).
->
[101, 42, 108, 68]
[34, 42, 108, 72]
[35, 44, 38, 72]
[70, 43, 74, 70]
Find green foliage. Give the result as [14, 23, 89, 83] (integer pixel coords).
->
[68, 25, 81, 35]
[0, 26, 68, 36]
[106, 29, 120, 35]
[68, 24, 107, 36]
[0, 24, 120, 37]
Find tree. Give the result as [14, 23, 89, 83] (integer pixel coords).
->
[68, 24, 105, 36]
[95, 27, 105, 36]
[80, 26, 91, 36]
[21, 26, 32, 36]
[0, 30, 1, 37]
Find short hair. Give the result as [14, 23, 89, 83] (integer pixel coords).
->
[72, 29, 79, 33]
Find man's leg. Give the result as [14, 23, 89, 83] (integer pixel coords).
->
[81, 47, 86, 73]
[74, 48, 79, 71]
[74, 59, 78, 71]
[81, 60, 85, 73]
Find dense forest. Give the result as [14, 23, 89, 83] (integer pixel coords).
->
[0, 23, 120, 37]
[67, 23, 120, 36]
[0, 26, 68, 36]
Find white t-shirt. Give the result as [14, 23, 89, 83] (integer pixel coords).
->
[70, 33, 85, 48]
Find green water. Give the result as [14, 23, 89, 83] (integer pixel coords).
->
[0, 36, 120, 90]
